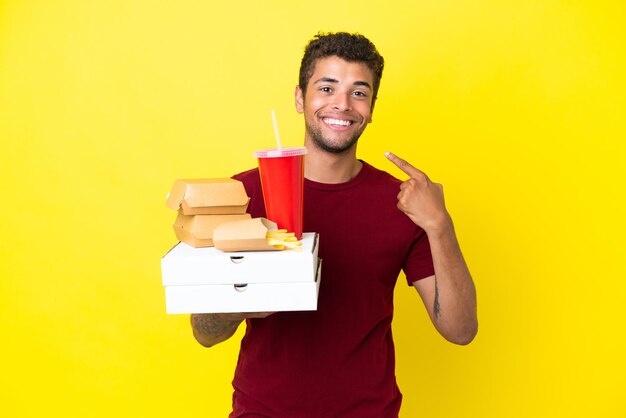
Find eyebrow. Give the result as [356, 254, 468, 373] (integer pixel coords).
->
[313, 77, 372, 90]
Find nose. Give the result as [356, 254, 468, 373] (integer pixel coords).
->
[332, 92, 352, 111]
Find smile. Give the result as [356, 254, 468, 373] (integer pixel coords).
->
[323, 118, 353, 127]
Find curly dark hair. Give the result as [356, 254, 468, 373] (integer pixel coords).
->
[299, 32, 385, 101]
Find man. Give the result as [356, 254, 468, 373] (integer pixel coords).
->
[191, 32, 478, 417]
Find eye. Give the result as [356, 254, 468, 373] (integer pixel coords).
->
[320, 86, 332, 93]
[353, 90, 368, 98]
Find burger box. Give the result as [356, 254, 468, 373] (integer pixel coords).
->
[172, 212, 252, 248]
[213, 217, 290, 252]
[166, 178, 250, 215]
[161, 219, 321, 314]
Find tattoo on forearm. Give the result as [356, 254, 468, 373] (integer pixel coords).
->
[193, 314, 239, 338]
[434, 277, 441, 319]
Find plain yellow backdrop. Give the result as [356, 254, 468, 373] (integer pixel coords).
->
[1, 0, 624, 417]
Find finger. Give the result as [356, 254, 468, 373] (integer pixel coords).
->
[399, 178, 418, 191]
[385, 152, 426, 179]
[397, 200, 411, 216]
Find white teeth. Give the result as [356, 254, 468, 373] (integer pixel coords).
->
[323, 118, 352, 127]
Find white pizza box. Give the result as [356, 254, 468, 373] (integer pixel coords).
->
[161, 232, 319, 286]
[163, 259, 322, 314]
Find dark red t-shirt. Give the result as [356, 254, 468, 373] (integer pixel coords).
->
[230, 161, 434, 418]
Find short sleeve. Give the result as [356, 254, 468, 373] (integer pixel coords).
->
[402, 229, 435, 285]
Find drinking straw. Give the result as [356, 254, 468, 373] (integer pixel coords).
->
[271, 109, 283, 151]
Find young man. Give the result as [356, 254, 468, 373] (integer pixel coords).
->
[191, 32, 478, 417]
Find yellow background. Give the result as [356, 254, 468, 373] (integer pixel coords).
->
[1, 0, 624, 416]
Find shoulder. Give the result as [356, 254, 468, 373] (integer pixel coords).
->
[360, 161, 402, 189]
[233, 167, 260, 184]
[232, 168, 265, 217]
[232, 167, 261, 192]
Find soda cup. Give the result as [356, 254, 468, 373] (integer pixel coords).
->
[254, 147, 307, 239]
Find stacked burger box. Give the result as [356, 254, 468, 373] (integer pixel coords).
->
[165, 178, 252, 248]
[161, 179, 322, 314]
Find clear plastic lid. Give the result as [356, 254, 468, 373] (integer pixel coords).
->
[254, 146, 308, 158]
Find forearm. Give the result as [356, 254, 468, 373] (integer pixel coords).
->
[425, 218, 478, 344]
[190, 313, 243, 348]
[384, 152, 477, 344]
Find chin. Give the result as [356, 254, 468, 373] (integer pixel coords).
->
[308, 129, 362, 154]
[313, 138, 358, 154]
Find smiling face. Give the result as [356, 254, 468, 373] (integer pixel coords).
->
[296, 56, 375, 154]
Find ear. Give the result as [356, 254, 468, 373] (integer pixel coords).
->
[368, 96, 377, 123]
[295, 85, 304, 114]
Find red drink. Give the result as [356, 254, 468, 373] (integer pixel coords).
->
[254, 147, 307, 239]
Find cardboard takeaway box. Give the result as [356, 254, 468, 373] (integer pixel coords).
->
[161, 231, 321, 314]
[213, 217, 282, 252]
[166, 178, 252, 248]
[172, 212, 251, 248]
[166, 178, 250, 215]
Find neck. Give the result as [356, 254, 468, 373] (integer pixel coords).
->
[303, 142, 363, 184]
